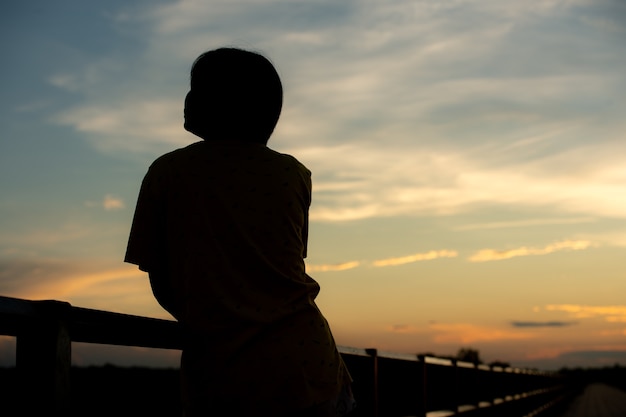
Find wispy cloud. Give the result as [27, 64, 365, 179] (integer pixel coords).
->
[55, 100, 188, 152]
[103, 195, 125, 210]
[42, 0, 626, 224]
[510, 321, 578, 328]
[84, 194, 125, 211]
[303, 142, 626, 222]
[468, 239, 593, 262]
[387, 324, 423, 334]
[306, 249, 458, 271]
[306, 261, 360, 272]
[373, 250, 457, 267]
[0, 257, 144, 300]
[302, 236, 604, 270]
[544, 304, 626, 322]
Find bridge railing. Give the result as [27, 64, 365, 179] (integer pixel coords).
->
[0, 295, 571, 416]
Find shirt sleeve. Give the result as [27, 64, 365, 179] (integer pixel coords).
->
[301, 165, 312, 259]
[124, 166, 165, 272]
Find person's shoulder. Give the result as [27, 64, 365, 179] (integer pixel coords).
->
[264, 146, 311, 175]
[149, 141, 204, 169]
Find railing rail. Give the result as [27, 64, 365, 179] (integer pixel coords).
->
[0, 295, 572, 416]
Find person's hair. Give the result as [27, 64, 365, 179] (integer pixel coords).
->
[186, 47, 283, 144]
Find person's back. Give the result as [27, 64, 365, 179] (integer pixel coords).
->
[125, 48, 354, 417]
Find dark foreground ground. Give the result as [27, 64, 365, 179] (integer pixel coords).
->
[1, 365, 625, 417]
[0, 365, 182, 416]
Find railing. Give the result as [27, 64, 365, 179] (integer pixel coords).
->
[342, 348, 572, 417]
[0, 295, 573, 416]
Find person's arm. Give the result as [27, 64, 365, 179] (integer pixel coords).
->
[126, 165, 182, 320]
[146, 265, 183, 320]
[302, 169, 312, 259]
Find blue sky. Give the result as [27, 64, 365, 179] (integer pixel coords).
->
[1, 0, 626, 370]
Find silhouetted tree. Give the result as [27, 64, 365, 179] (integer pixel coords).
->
[488, 360, 511, 368]
[456, 347, 482, 364]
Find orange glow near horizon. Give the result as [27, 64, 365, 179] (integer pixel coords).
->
[428, 323, 536, 344]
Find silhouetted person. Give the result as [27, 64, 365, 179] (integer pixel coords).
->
[125, 47, 355, 417]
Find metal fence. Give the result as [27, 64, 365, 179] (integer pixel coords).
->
[0, 295, 573, 416]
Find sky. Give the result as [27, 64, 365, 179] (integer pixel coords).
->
[1, 0, 625, 371]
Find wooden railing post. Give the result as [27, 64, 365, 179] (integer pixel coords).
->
[451, 359, 459, 413]
[365, 348, 379, 417]
[16, 300, 71, 414]
[417, 355, 427, 417]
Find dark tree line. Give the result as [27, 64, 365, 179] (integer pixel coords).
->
[418, 347, 511, 368]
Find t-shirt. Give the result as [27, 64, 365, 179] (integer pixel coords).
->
[125, 139, 350, 415]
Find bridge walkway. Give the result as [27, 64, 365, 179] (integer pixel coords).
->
[558, 383, 626, 417]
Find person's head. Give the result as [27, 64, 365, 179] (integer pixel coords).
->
[184, 47, 283, 144]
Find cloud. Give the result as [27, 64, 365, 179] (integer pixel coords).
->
[103, 195, 125, 210]
[544, 304, 626, 322]
[306, 261, 360, 272]
[84, 194, 126, 211]
[41, 0, 626, 224]
[306, 249, 458, 271]
[55, 99, 189, 152]
[387, 324, 423, 334]
[467, 239, 593, 262]
[0, 256, 169, 319]
[429, 323, 535, 344]
[372, 250, 457, 267]
[510, 321, 578, 328]
[0, 257, 145, 301]
[301, 140, 626, 222]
